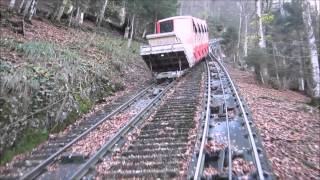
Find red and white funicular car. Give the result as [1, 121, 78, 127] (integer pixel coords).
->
[140, 16, 209, 79]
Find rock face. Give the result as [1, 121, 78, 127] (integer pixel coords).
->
[0, 6, 151, 160]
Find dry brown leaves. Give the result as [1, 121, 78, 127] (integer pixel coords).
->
[181, 71, 206, 177]
[95, 78, 188, 177]
[204, 140, 225, 157]
[226, 64, 320, 179]
[203, 166, 219, 177]
[232, 158, 255, 177]
[70, 107, 140, 157]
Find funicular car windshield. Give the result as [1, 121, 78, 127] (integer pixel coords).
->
[160, 20, 174, 33]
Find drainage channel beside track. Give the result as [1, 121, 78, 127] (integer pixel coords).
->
[189, 49, 273, 180]
[70, 62, 205, 179]
[0, 82, 171, 180]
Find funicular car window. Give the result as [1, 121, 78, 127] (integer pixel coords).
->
[160, 20, 174, 33]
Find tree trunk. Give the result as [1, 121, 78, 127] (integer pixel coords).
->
[302, 1, 320, 97]
[256, 0, 268, 84]
[68, 6, 75, 27]
[244, 14, 248, 57]
[56, 0, 68, 22]
[9, 0, 16, 10]
[256, 0, 266, 48]
[124, 26, 130, 39]
[297, 55, 305, 91]
[23, 0, 32, 17]
[74, 7, 84, 26]
[18, 0, 25, 13]
[27, 0, 37, 21]
[119, 0, 126, 26]
[279, 0, 284, 16]
[237, 1, 243, 64]
[97, 0, 108, 27]
[272, 45, 281, 88]
[127, 14, 135, 48]
[142, 27, 147, 39]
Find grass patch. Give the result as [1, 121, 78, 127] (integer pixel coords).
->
[18, 41, 56, 60]
[308, 97, 320, 110]
[61, 48, 81, 61]
[0, 129, 48, 165]
[50, 95, 93, 133]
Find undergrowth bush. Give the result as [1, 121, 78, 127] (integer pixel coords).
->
[0, 38, 128, 163]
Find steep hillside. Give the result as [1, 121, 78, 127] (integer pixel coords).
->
[227, 64, 320, 179]
[0, 9, 151, 164]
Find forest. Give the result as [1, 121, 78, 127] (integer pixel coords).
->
[0, 0, 319, 177]
[183, 0, 319, 100]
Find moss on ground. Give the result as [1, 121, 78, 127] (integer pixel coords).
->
[50, 95, 93, 133]
[308, 97, 320, 110]
[0, 129, 48, 165]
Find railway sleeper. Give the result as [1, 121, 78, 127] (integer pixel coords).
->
[134, 136, 189, 144]
[108, 161, 182, 171]
[141, 127, 191, 134]
[113, 154, 185, 163]
[138, 132, 189, 139]
[142, 122, 195, 130]
[156, 108, 196, 114]
[0, 174, 21, 180]
[122, 147, 187, 157]
[47, 137, 75, 144]
[31, 148, 58, 155]
[103, 169, 180, 179]
[152, 116, 195, 122]
[28, 153, 50, 160]
[129, 142, 188, 151]
[160, 102, 197, 107]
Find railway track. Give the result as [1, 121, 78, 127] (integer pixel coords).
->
[1, 45, 272, 180]
[189, 48, 273, 179]
[69, 62, 205, 179]
[0, 82, 173, 180]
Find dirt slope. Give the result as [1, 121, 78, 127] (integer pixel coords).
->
[227, 64, 320, 179]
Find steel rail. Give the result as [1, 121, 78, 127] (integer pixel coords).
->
[20, 84, 155, 180]
[70, 81, 175, 180]
[212, 52, 265, 180]
[193, 60, 211, 180]
[213, 59, 232, 180]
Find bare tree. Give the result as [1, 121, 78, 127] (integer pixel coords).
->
[23, 0, 33, 18]
[256, 0, 266, 48]
[18, 0, 25, 13]
[302, 0, 320, 97]
[96, 0, 109, 26]
[256, 0, 268, 84]
[27, 0, 37, 21]
[127, 14, 135, 48]
[279, 0, 284, 16]
[237, 0, 243, 66]
[55, 0, 68, 21]
[9, 0, 16, 10]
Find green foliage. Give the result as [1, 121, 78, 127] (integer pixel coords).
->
[207, 16, 224, 38]
[246, 47, 270, 69]
[51, 95, 93, 133]
[307, 97, 320, 109]
[261, 13, 274, 24]
[0, 27, 147, 163]
[18, 42, 56, 60]
[0, 129, 48, 165]
[126, 0, 179, 35]
[221, 27, 238, 55]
